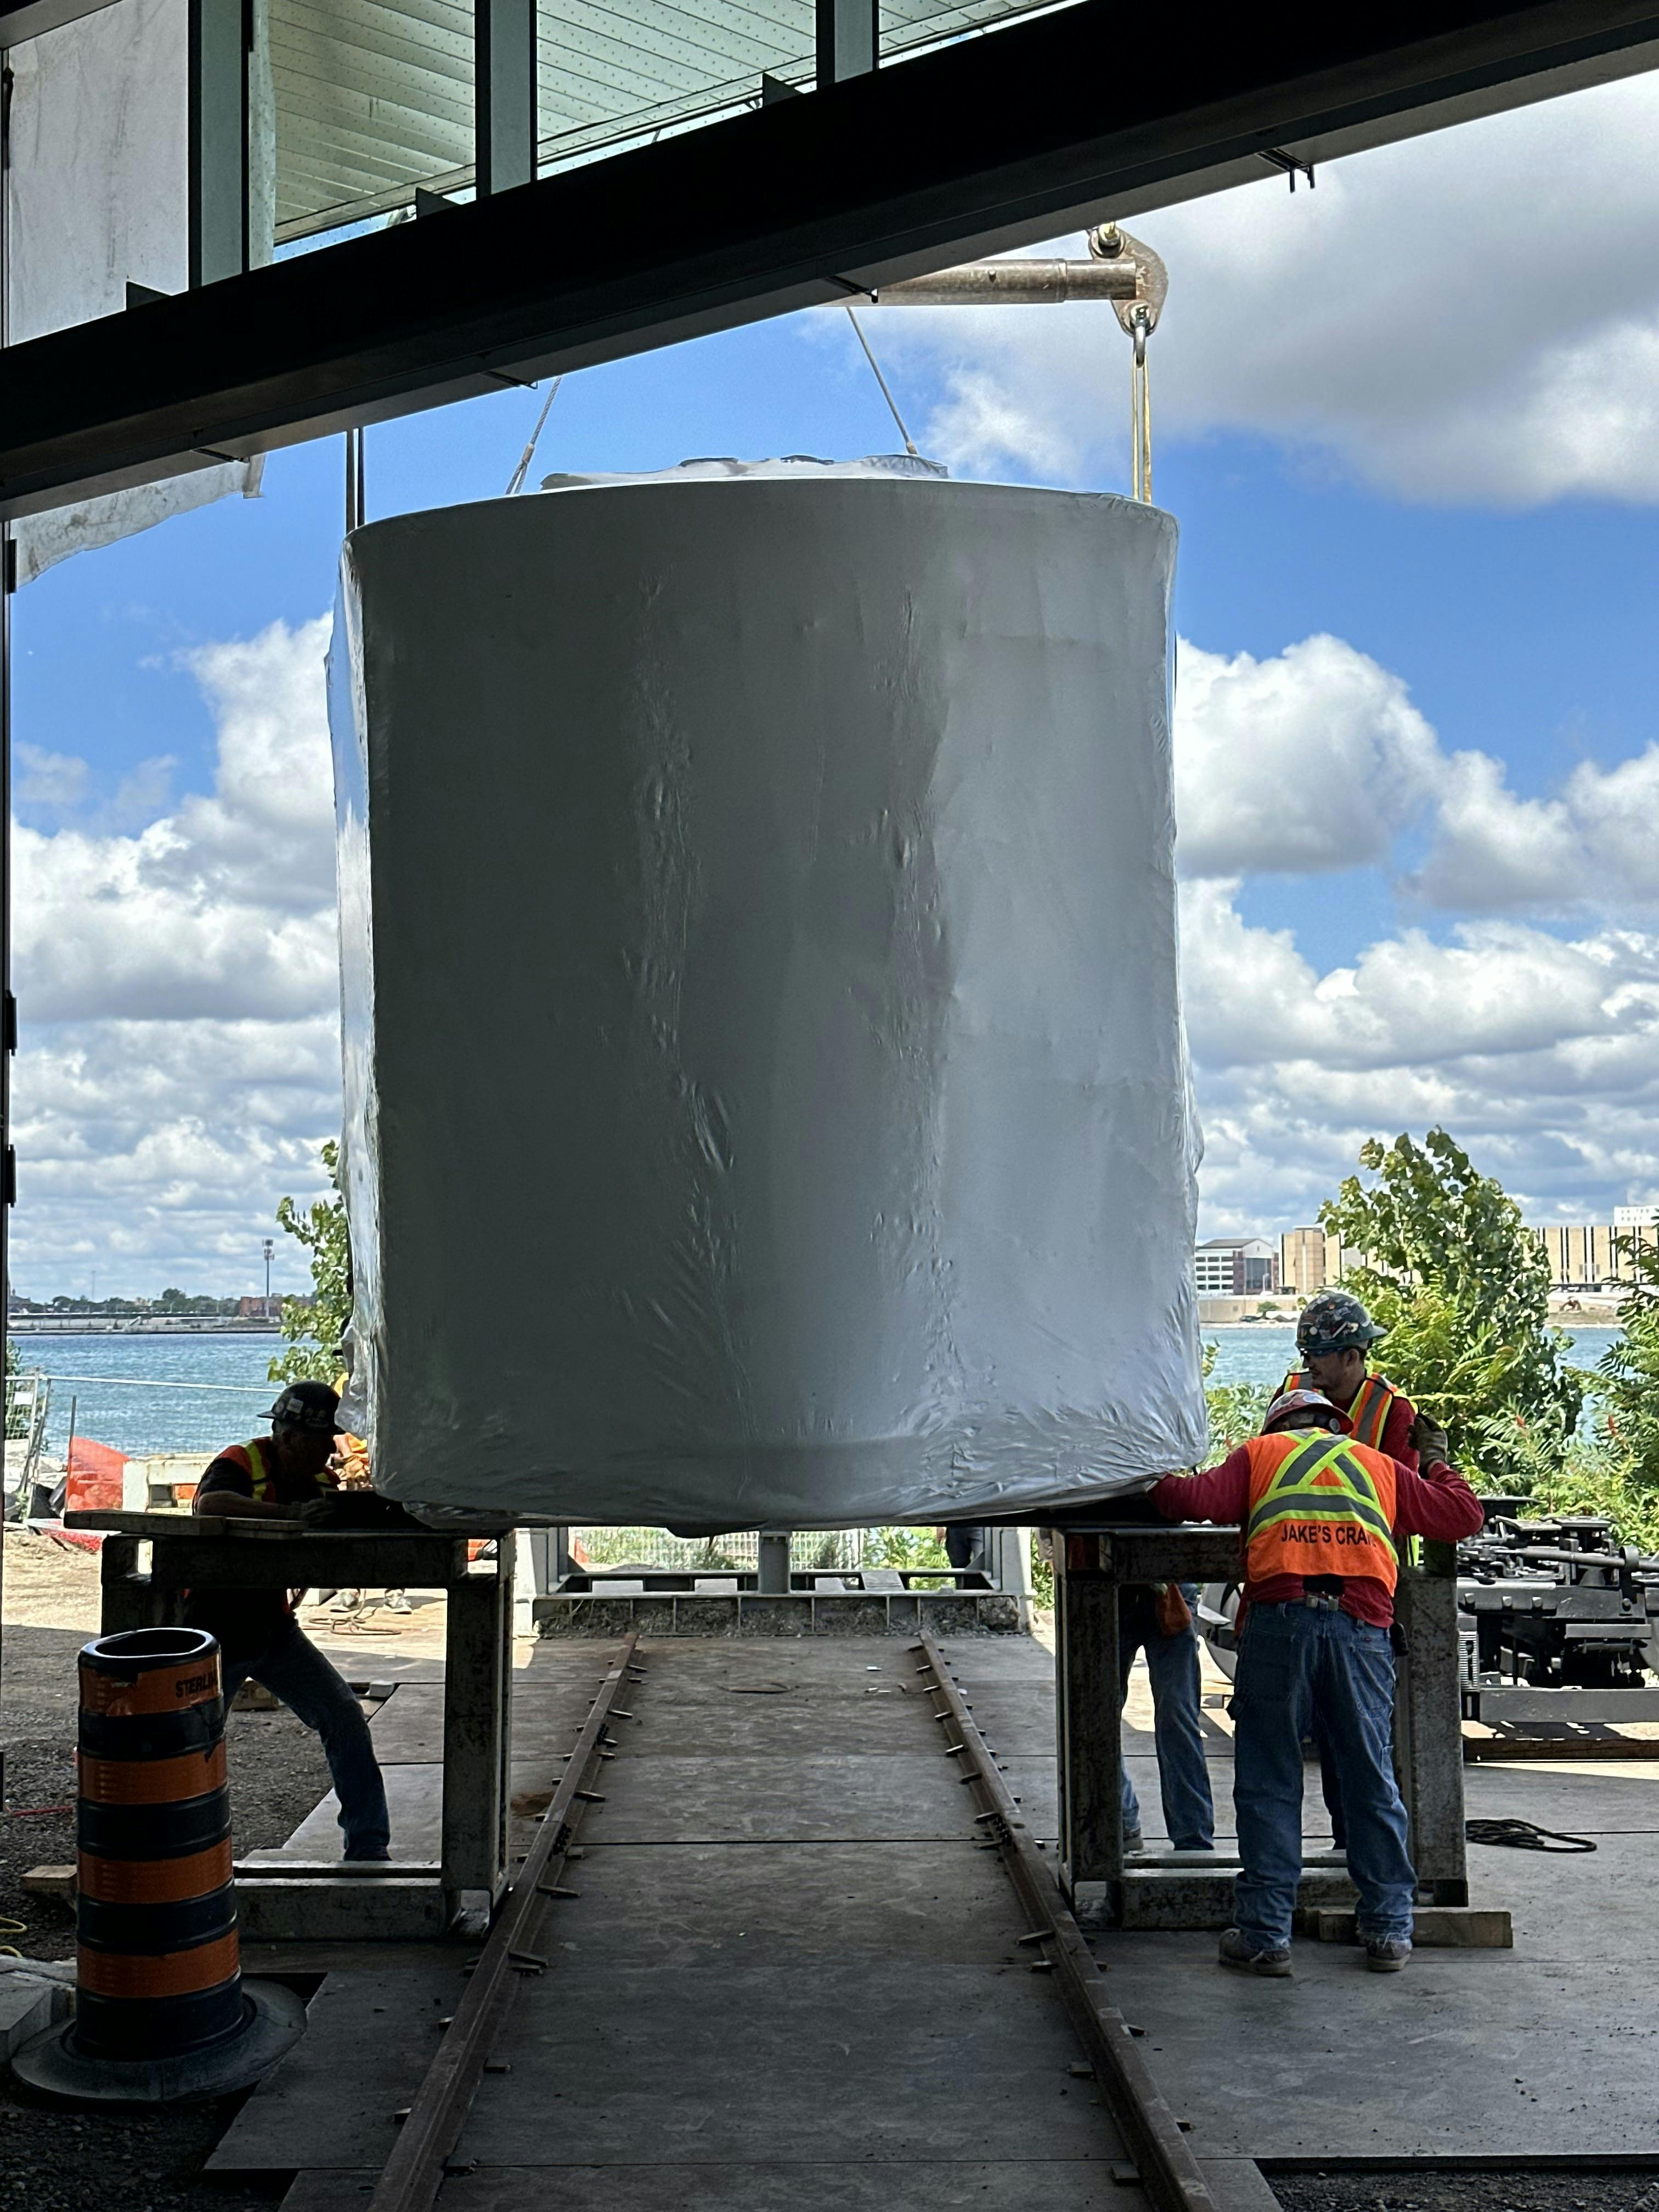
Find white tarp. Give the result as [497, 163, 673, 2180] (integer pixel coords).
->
[4, 0, 261, 581]
[332, 459, 1206, 1525]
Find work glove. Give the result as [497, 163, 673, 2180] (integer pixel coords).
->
[298, 1490, 422, 1531]
[1407, 1413, 1451, 1466]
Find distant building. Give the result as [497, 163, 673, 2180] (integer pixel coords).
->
[1531, 1222, 1659, 1291]
[1194, 1237, 1279, 1297]
[1279, 1226, 1344, 1300]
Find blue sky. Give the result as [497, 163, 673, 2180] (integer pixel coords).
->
[11, 68, 1659, 1295]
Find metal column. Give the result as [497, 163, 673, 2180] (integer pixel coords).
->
[441, 1551, 515, 1928]
[1054, 1536, 1125, 1898]
[1393, 1541, 1470, 1905]
[817, 0, 876, 84]
[477, 0, 537, 196]
[188, 0, 250, 287]
[757, 1532, 791, 1594]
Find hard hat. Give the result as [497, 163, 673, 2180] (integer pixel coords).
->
[1262, 1388, 1352, 1436]
[1296, 1290, 1385, 1358]
[267, 1381, 346, 1435]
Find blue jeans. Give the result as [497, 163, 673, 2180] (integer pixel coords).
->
[1232, 1603, 1415, 1949]
[1120, 1585, 1215, 1851]
[223, 1617, 392, 1861]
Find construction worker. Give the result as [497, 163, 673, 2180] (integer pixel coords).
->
[1148, 1387, 1482, 1976]
[187, 1382, 391, 1861]
[1283, 1290, 1420, 1463]
[1116, 1577, 1215, 1858]
[1283, 1290, 1435, 1847]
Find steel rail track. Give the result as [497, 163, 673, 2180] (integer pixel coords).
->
[913, 1635, 1217, 2212]
[367, 1633, 645, 2212]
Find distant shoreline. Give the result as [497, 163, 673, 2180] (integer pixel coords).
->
[8, 1322, 280, 1338]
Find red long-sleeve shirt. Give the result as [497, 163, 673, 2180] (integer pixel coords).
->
[1151, 1448, 1483, 1627]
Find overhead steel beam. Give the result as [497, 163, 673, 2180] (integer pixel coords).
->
[2, 0, 1658, 516]
[0, 0, 119, 45]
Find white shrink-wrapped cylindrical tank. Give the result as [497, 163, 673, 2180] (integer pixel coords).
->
[331, 457, 1205, 1525]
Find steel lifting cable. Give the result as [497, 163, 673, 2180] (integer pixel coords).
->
[844, 306, 919, 458]
[505, 377, 564, 496]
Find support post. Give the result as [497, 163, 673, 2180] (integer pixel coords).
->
[441, 1557, 512, 1920]
[476, 0, 537, 196]
[188, 0, 250, 287]
[757, 1531, 791, 1594]
[1054, 1535, 1122, 1900]
[816, 0, 876, 86]
[99, 1537, 167, 1633]
[1393, 1541, 1469, 1906]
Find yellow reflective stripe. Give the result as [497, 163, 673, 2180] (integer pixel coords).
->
[1265, 1436, 1353, 1496]
[245, 1438, 269, 1502]
[1249, 1489, 1396, 1548]
[1347, 1376, 1395, 1449]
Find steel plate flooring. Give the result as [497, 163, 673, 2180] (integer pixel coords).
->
[240, 1637, 1152, 2211]
[941, 1634, 1659, 2168]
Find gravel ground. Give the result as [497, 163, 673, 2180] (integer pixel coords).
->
[0, 1530, 362, 2207]
[1273, 2174, 1659, 2212]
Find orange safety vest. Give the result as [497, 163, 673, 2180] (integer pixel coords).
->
[1280, 1369, 1405, 1452]
[1243, 1430, 1398, 1593]
[220, 1438, 332, 1506]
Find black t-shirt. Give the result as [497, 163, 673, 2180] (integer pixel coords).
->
[183, 1440, 334, 1662]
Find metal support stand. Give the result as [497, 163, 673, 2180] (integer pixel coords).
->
[79, 1514, 514, 1939]
[757, 1532, 792, 1594]
[1053, 1521, 1471, 1927]
[442, 1563, 514, 1928]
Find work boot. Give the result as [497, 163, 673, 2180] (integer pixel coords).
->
[1363, 1936, 1412, 1972]
[1122, 1827, 1143, 1856]
[1218, 1928, 1291, 1977]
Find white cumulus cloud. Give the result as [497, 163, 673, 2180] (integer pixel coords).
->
[9, 617, 341, 1295]
[868, 70, 1659, 507]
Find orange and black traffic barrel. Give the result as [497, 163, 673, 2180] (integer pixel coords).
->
[12, 1626, 304, 2102]
[74, 1627, 242, 2058]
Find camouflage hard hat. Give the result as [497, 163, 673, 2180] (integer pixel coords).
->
[267, 1380, 345, 1435]
[1295, 1289, 1385, 1358]
[1262, 1388, 1352, 1436]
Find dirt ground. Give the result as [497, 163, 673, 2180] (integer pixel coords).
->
[0, 1530, 447, 1960]
[0, 1528, 445, 2210]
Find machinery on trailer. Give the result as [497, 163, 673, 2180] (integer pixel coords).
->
[1457, 1505, 1659, 1725]
[1200, 1503, 1659, 1728]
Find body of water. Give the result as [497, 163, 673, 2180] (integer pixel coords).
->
[1201, 1324, 1620, 1393]
[10, 1333, 281, 1459]
[8, 1324, 1624, 1464]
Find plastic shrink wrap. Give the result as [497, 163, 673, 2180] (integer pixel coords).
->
[331, 458, 1206, 1525]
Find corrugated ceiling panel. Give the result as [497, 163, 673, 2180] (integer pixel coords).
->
[273, 0, 1070, 240]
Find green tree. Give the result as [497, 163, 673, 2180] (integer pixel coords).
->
[269, 1140, 352, 1385]
[1321, 1128, 1582, 1481]
[1593, 1238, 1659, 1491]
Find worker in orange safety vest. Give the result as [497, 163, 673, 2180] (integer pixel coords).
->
[1149, 1387, 1482, 1977]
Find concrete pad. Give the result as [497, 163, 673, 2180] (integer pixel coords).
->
[589, 1752, 977, 1842]
[246, 1762, 444, 1862]
[454, 1962, 1126, 2165]
[543, 1841, 1028, 1967]
[1464, 1758, 1659, 1831]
